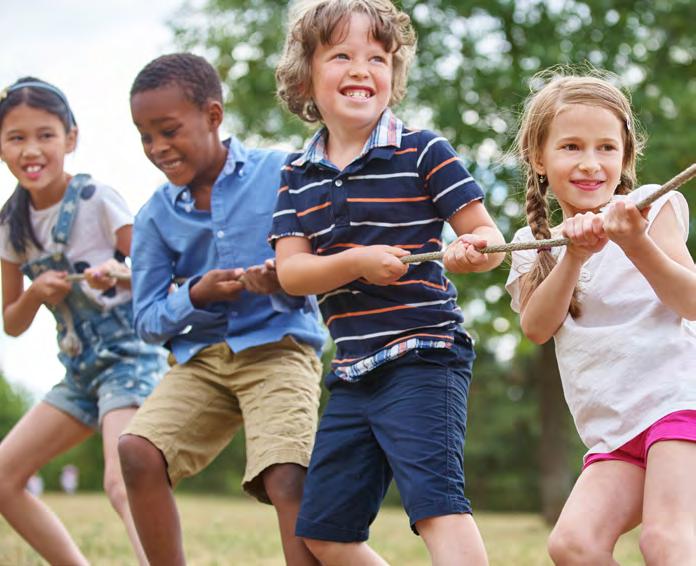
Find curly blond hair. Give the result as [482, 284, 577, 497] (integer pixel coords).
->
[276, 0, 417, 123]
[516, 69, 644, 317]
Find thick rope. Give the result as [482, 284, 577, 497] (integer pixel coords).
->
[66, 272, 130, 282]
[65, 163, 696, 279]
[401, 162, 696, 264]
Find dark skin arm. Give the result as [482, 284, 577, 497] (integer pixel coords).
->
[188, 268, 245, 308]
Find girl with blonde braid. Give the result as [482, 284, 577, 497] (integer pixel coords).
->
[505, 72, 696, 565]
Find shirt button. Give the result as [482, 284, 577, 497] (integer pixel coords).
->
[334, 179, 343, 187]
[217, 230, 225, 238]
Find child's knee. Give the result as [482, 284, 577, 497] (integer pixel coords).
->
[103, 469, 128, 512]
[302, 537, 341, 561]
[117, 434, 166, 486]
[0, 473, 25, 503]
[262, 463, 306, 506]
[547, 525, 598, 564]
[0, 454, 33, 497]
[639, 522, 689, 563]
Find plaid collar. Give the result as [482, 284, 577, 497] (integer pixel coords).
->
[291, 108, 403, 167]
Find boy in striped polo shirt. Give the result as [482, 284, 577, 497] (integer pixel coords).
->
[270, 1, 505, 564]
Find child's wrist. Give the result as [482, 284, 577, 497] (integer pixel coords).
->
[345, 247, 366, 279]
[617, 233, 651, 257]
[559, 249, 586, 270]
[189, 282, 208, 308]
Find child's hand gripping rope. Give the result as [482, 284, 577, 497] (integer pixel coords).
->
[402, 163, 696, 264]
[65, 259, 284, 300]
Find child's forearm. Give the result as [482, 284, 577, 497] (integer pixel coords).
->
[624, 237, 696, 320]
[278, 250, 362, 296]
[520, 253, 583, 343]
[2, 287, 43, 336]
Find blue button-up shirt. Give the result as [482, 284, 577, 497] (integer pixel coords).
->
[131, 137, 326, 363]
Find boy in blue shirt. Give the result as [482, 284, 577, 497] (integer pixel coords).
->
[271, 1, 505, 564]
[118, 53, 325, 566]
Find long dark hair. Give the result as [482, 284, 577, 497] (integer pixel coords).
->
[0, 77, 77, 255]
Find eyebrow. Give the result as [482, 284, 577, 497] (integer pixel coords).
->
[556, 135, 621, 143]
[132, 116, 180, 129]
[3, 125, 58, 134]
[149, 116, 180, 125]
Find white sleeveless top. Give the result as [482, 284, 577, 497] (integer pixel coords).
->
[506, 185, 696, 455]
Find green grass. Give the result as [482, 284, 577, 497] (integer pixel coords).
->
[0, 493, 642, 565]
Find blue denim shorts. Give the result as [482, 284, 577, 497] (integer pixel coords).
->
[296, 331, 476, 542]
[44, 336, 166, 430]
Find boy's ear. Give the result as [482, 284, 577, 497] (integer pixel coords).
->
[206, 100, 224, 129]
[65, 127, 78, 154]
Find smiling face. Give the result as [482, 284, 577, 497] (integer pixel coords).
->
[310, 11, 393, 139]
[535, 104, 625, 217]
[130, 83, 225, 192]
[0, 103, 76, 209]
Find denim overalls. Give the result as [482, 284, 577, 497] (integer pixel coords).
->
[21, 174, 165, 428]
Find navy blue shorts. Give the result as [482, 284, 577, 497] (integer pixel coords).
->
[296, 331, 476, 542]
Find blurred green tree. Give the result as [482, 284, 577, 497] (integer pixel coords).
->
[170, 0, 696, 518]
[0, 372, 31, 439]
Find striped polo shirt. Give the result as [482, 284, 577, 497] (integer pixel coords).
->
[270, 109, 484, 381]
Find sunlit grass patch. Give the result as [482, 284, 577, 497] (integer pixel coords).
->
[0, 493, 642, 565]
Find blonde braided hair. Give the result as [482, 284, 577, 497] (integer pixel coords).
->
[516, 70, 644, 317]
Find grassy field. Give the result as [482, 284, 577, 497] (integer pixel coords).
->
[0, 493, 642, 565]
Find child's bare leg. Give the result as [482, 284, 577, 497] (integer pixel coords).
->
[416, 513, 488, 566]
[118, 433, 184, 566]
[101, 408, 148, 566]
[262, 463, 319, 565]
[0, 402, 91, 565]
[302, 539, 389, 565]
[548, 460, 643, 565]
[641, 440, 696, 565]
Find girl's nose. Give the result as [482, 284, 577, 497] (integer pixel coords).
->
[578, 152, 600, 173]
[21, 143, 41, 158]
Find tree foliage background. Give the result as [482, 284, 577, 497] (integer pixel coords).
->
[2, 0, 692, 515]
[169, 0, 695, 515]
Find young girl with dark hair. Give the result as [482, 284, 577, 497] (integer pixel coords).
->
[0, 77, 165, 565]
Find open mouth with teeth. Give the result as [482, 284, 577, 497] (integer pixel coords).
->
[340, 87, 374, 99]
[158, 159, 183, 172]
[23, 164, 44, 179]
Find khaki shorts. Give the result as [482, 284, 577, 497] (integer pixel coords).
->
[122, 335, 322, 503]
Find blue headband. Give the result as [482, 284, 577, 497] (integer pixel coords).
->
[0, 80, 77, 127]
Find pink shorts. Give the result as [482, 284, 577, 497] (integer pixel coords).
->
[583, 410, 696, 470]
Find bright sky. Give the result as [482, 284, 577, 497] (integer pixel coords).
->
[0, 1, 179, 398]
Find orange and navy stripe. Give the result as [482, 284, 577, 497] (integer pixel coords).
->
[269, 109, 484, 379]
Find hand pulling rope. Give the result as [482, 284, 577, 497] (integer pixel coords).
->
[66, 271, 131, 282]
[401, 162, 696, 264]
[64, 163, 696, 279]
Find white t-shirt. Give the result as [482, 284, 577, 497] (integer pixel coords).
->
[0, 179, 133, 309]
[506, 185, 696, 455]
